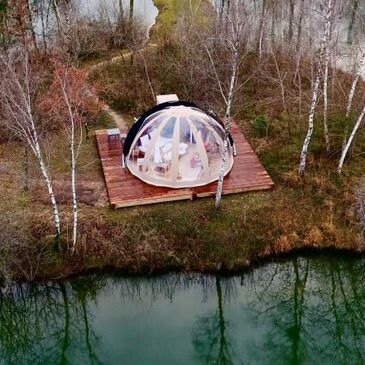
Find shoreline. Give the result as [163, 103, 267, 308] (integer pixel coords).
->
[9, 244, 365, 283]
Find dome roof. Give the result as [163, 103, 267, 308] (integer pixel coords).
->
[123, 101, 235, 188]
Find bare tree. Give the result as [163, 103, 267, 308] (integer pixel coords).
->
[199, 0, 246, 208]
[345, 51, 365, 119]
[296, 0, 305, 52]
[322, 2, 334, 153]
[0, 52, 61, 241]
[338, 102, 365, 173]
[43, 62, 96, 253]
[347, 0, 359, 45]
[341, 49, 365, 151]
[257, 0, 268, 59]
[298, 0, 333, 176]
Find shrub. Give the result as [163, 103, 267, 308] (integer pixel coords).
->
[251, 115, 268, 137]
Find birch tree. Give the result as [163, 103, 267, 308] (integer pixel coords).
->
[200, 0, 246, 208]
[0, 52, 61, 241]
[322, 1, 334, 153]
[337, 103, 365, 173]
[341, 50, 365, 150]
[345, 51, 365, 118]
[347, 0, 359, 45]
[43, 62, 99, 253]
[257, 0, 268, 59]
[298, 0, 333, 176]
[296, 0, 305, 52]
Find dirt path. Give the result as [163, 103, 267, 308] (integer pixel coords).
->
[89, 43, 158, 131]
[88, 51, 132, 73]
[102, 104, 128, 130]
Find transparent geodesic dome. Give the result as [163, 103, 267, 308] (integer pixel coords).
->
[123, 102, 235, 188]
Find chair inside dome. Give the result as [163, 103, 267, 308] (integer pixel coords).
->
[123, 102, 235, 188]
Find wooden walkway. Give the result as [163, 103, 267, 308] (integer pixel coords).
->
[96, 123, 274, 208]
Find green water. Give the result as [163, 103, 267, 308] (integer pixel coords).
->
[1, 255, 365, 365]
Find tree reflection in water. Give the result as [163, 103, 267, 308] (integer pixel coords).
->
[0, 256, 364, 364]
[243, 255, 365, 364]
[0, 277, 105, 365]
[192, 277, 244, 365]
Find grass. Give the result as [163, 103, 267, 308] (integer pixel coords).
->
[1, 111, 365, 280]
[150, 0, 179, 42]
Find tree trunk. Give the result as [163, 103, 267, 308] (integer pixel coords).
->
[35, 138, 61, 241]
[26, 0, 38, 52]
[25, 107, 61, 241]
[346, 75, 360, 119]
[39, 0, 48, 54]
[129, 0, 134, 22]
[257, 0, 267, 59]
[338, 102, 365, 173]
[53, 0, 70, 50]
[288, 0, 295, 43]
[323, 44, 331, 153]
[298, 74, 321, 176]
[219, 0, 226, 24]
[323, 0, 335, 153]
[215, 39, 238, 209]
[280, 0, 284, 52]
[270, 2, 276, 48]
[52, 0, 61, 32]
[70, 119, 77, 253]
[118, 0, 124, 26]
[23, 145, 29, 193]
[215, 135, 229, 209]
[0, 54, 61, 244]
[342, 51, 365, 149]
[298, 0, 333, 176]
[296, 0, 305, 52]
[347, 0, 359, 45]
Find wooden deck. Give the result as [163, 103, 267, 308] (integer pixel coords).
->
[95, 123, 274, 208]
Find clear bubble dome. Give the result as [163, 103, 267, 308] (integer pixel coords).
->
[125, 105, 234, 188]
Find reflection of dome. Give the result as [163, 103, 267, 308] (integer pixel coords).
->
[123, 101, 235, 188]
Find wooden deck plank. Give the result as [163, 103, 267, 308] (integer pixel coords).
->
[96, 122, 274, 208]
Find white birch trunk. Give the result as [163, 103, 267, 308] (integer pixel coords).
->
[346, 75, 360, 118]
[215, 125, 230, 209]
[58, 72, 80, 253]
[215, 39, 238, 209]
[258, 17, 265, 59]
[298, 75, 321, 176]
[298, 0, 333, 176]
[28, 119, 61, 239]
[338, 102, 365, 173]
[70, 119, 77, 253]
[257, 0, 267, 60]
[296, 0, 305, 52]
[342, 51, 365, 149]
[53, 1, 71, 48]
[323, 0, 335, 153]
[323, 49, 330, 152]
[0, 54, 61, 241]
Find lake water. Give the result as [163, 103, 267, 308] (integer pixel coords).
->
[1, 254, 365, 364]
[35, 0, 158, 38]
[76, 0, 158, 28]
